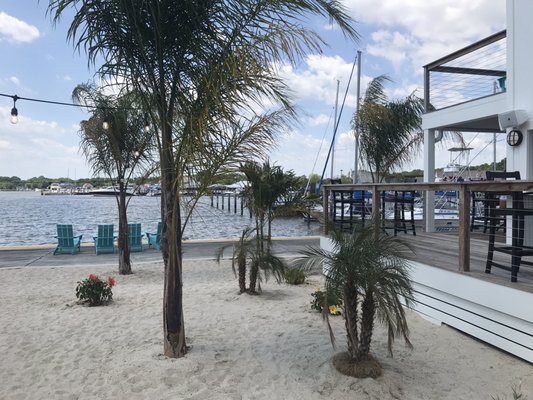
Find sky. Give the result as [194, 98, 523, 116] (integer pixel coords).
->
[0, 0, 507, 180]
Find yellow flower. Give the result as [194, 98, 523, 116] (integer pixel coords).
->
[329, 305, 337, 315]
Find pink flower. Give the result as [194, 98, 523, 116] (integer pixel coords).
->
[89, 274, 99, 282]
[108, 276, 116, 288]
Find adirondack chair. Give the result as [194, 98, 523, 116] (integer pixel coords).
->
[128, 223, 144, 252]
[93, 224, 116, 255]
[146, 222, 162, 250]
[53, 224, 83, 255]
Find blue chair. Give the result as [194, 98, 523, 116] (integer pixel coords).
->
[93, 224, 116, 255]
[146, 222, 162, 250]
[128, 223, 144, 252]
[53, 224, 82, 255]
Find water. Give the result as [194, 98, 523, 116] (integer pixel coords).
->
[0, 191, 322, 246]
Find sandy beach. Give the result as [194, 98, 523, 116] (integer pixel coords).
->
[1, 259, 532, 400]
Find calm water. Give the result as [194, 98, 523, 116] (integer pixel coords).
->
[0, 191, 321, 246]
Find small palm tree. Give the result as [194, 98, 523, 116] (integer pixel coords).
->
[295, 223, 415, 378]
[216, 227, 256, 294]
[216, 227, 286, 295]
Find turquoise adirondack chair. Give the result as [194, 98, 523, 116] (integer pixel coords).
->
[93, 224, 116, 255]
[128, 223, 144, 252]
[146, 222, 162, 250]
[53, 224, 83, 255]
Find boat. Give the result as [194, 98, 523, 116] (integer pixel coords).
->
[90, 186, 137, 196]
[41, 182, 73, 195]
[146, 184, 161, 196]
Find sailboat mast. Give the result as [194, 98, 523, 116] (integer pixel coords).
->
[353, 51, 362, 183]
[330, 79, 340, 180]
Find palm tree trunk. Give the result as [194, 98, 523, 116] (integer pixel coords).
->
[238, 255, 247, 293]
[267, 209, 272, 242]
[356, 289, 375, 360]
[343, 283, 359, 358]
[248, 258, 259, 294]
[117, 181, 132, 275]
[161, 123, 187, 358]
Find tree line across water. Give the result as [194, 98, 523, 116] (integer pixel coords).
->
[0, 157, 506, 192]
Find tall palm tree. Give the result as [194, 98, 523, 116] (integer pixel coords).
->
[48, 0, 357, 358]
[73, 83, 154, 275]
[295, 224, 415, 378]
[354, 75, 424, 183]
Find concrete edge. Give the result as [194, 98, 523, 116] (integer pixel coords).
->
[0, 236, 322, 251]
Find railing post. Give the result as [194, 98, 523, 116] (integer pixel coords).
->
[323, 185, 329, 235]
[458, 185, 471, 272]
[372, 185, 380, 234]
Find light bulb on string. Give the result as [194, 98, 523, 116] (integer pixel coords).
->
[10, 95, 19, 124]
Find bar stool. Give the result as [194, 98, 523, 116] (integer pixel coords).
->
[485, 171, 533, 282]
[381, 191, 416, 236]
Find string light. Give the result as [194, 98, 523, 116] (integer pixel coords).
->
[102, 117, 110, 130]
[10, 95, 18, 124]
[0, 92, 147, 126]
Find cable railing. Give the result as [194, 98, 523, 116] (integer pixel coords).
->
[424, 30, 507, 111]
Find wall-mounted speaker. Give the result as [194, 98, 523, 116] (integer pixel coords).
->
[498, 109, 528, 130]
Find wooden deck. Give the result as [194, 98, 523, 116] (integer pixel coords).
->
[400, 227, 533, 293]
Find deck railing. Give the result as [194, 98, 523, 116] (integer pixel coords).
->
[322, 181, 533, 278]
[424, 30, 507, 111]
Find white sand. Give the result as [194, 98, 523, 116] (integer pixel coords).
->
[1, 260, 532, 400]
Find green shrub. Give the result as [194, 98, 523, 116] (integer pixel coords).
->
[285, 267, 306, 285]
[311, 289, 342, 314]
[76, 274, 116, 306]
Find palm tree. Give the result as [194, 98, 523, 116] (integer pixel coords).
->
[295, 223, 415, 378]
[216, 227, 286, 295]
[73, 83, 154, 275]
[216, 227, 256, 294]
[354, 75, 424, 183]
[48, 0, 357, 358]
[240, 161, 303, 242]
[239, 161, 305, 292]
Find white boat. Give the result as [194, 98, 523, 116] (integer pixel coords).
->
[90, 186, 136, 196]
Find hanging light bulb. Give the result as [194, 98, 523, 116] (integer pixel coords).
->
[10, 95, 19, 124]
[102, 117, 109, 130]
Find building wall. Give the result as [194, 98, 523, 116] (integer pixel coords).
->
[506, 0, 533, 179]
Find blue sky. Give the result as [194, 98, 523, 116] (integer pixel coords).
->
[0, 1, 506, 180]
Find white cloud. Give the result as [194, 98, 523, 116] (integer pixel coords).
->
[0, 139, 11, 150]
[0, 12, 40, 43]
[9, 76, 20, 86]
[308, 113, 332, 127]
[278, 55, 360, 107]
[0, 106, 88, 179]
[344, 0, 506, 77]
[269, 128, 357, 178]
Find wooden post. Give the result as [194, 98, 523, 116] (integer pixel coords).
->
[210, 194, 213, 207]
[372, 186, 380, 235]
[458, 185, 471, 272]
[227, 193, 231, 212]
[216, 194, 219, 209]
[240, 195, 244, 216]
[323, 185, 329, 235]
